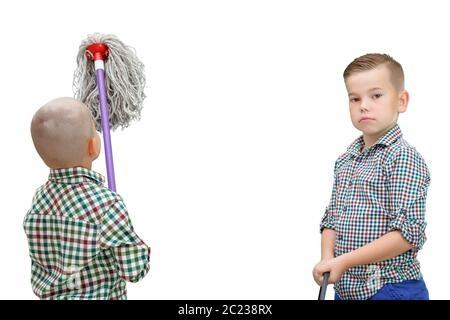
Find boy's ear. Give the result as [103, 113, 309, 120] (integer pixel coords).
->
[398, 90, 409, 113]
[88, 137, 97, 156]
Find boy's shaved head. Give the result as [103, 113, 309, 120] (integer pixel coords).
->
[343, 53, 405, 91]
[31, 97, 96, 168]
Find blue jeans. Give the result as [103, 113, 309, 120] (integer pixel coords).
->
[334, 279, 429, 300]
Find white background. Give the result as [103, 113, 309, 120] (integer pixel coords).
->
[0, 0, 448, 300]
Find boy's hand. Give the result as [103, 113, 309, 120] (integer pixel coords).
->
[313, 256, 348, 285]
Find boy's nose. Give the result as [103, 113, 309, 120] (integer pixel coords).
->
[360, 99, 370, 112]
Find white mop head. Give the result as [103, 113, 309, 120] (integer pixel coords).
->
[73, 33, 146, 131]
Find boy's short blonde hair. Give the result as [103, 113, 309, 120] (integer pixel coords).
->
[343, 53, 405, 91]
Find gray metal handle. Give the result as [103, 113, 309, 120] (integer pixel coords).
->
[318, 272, 330, 300]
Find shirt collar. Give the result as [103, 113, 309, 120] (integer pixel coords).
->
[347, 124, 403, 156]
[48, 167, 105, 185]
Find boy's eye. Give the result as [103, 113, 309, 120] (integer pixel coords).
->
[350, 98, 360, 103]
[373, 93, 382, 99]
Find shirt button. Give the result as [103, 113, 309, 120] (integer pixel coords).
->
[342, 206, 347, 213]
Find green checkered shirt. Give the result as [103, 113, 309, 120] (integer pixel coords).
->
[23, 167, 151, 300]
[320, 124, 430, 300]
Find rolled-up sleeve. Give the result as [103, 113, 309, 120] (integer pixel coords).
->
[320, 165, 338, 232]
[387, 147, 430, 250]
[99, 199, 151, 282]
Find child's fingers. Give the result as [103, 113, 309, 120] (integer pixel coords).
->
[313, 269, 325, 286]
[327, 271, 340, 284]
[327, 274, 335, 284]
[316, 274, 323, 286]
[313, 268, 320, 280]
[314, 276, 322, 286]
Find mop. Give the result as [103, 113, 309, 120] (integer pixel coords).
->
[73, 33, 146, 191]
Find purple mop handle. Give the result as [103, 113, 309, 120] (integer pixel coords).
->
[94, 60, 117, 192]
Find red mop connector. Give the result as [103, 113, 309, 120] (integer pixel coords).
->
[86, 43, 109, 61]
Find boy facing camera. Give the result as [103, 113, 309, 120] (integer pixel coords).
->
[313, 54, 430, 300]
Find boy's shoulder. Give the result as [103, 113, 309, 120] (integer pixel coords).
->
[379, 135, 428, 166]
[79, 180, 124, 204]
[333, 135, 428, 172]
[33, 171, 121, 199]
[29, 174, 126, 224]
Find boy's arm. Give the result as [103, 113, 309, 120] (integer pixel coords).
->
[313, 228, 336, 284]
[315, 230, 411, 284]
[319, 164, 339, 237]
[313, 166, 338, 285]
[336, 230, 411, 269]
[321, 228, 336, 261]
[99, 199, 151, 283]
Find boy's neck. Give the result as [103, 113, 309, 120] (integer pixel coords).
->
[79, 163, 93, 170]
[49, 162, 93, 171]
[79, 158, 94, 170]
[361, 123, 397, 151]
[362, 136, 377, 151]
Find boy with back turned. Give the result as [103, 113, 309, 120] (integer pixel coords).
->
[24, 97, 151, 299]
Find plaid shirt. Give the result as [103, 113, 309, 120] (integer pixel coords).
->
[23, 167, 151, 300]
[320, 124, 430, 300]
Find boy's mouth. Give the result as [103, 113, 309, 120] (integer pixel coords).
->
[359, 117, 375, 122]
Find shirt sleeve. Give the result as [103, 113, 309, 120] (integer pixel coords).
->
[99, 199, 151, 283]
[320, 162, 339, 232]
[386, 147, 430, 250]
